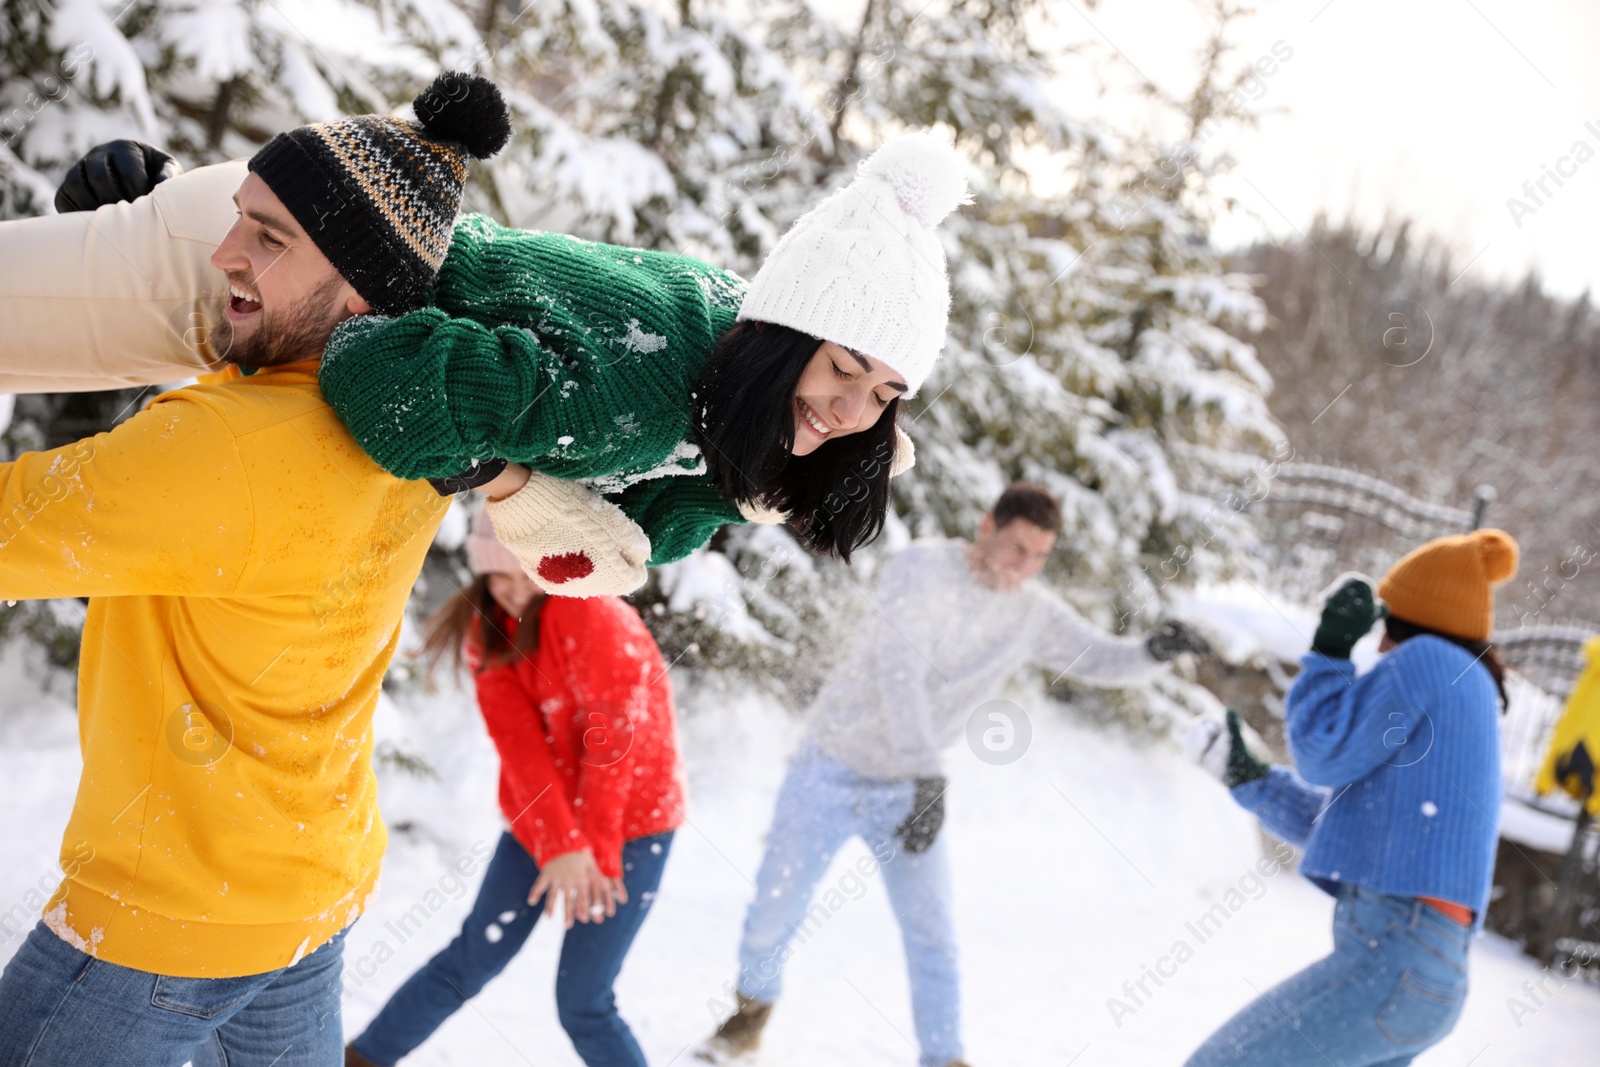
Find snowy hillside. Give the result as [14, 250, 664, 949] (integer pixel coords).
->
[3, 639, 1591, 1067]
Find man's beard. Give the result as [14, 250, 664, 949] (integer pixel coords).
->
[214, 274, 347, 370]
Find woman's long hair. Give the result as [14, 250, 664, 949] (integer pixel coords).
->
[692, 320, 900, 561]
[417, 573, 544, 677]
[1385, 614, 1510, 712]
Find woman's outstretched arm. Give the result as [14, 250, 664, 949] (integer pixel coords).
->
[0, 160, 244, 392]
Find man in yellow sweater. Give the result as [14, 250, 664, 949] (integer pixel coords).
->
[0, 74, 509, 1066]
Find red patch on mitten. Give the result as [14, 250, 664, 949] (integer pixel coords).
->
[537, 552, 595, 584]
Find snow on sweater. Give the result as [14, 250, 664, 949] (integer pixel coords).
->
[806, 539, 1164, 779]
[1230, 636, 1502, 926]
[319, 215, 747, 566]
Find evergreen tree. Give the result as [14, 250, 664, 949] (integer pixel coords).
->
[0, 0, 1283, 720]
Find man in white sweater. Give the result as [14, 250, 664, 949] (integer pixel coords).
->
[696, 484, 1210, 1067]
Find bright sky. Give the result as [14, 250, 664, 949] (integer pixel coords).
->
[1044, 0, 1600, 297]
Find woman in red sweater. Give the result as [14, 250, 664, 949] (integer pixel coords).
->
[347, 511, 684, 1067]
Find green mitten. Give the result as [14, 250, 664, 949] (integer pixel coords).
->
[1222, 709, 1270, 787]
[1311, 574, 1386, 658]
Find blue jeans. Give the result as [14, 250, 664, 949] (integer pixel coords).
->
[737, 742, 961, 1067]
[350, 830, 672, 1067]
[1185, 884, 1471, 1067]
[0, 923, 346, 1067]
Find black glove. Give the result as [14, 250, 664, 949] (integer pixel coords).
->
[893, 776, 947, 855]
[54, 139, 183, 213]
[1311, 575, 1386, 659]
[1145, 619, 1213, 662]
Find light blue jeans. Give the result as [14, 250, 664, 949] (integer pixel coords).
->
[1185, 884, 1471, 1067]
[0, 921, 347, 1067]
[737, 741, 961, 1067]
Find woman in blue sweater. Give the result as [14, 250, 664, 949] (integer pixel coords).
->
[1185, 528, 1518, 1066]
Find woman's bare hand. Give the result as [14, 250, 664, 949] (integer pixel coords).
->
[479, 462, 531, 501]
[528, 850, 617, 929]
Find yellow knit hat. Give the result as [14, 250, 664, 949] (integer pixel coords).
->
[1376, 528, 1520, 641]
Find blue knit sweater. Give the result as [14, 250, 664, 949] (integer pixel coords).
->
[1231, 635, 1502, 927]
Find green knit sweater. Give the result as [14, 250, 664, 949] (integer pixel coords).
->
[319, 215, 748, 566]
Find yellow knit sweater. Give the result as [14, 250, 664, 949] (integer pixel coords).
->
[0, 360, 446, 977]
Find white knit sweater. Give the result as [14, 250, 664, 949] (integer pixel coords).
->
[807, 539, 1164, 779]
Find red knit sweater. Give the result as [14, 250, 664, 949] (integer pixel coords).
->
[467, 596, 685, 879]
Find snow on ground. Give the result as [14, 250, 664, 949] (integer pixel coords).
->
[1, 654, 1598, 1066]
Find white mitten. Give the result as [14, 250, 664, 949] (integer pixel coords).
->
[485, 471, 652, 597]
[1184, 709, 1272, 788]
[1184, 716, 1231, 783]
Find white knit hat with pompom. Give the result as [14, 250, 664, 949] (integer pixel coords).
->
[737, 131, 970, 395]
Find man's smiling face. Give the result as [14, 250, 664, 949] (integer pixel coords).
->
[207, 172, 372, 368]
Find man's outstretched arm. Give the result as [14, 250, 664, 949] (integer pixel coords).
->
[1032, 590, 1168, 688]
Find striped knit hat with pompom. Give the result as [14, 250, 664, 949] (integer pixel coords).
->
[248, 71, 511, 315]
[1378, 528, 1520, 641]
[737, 131, 971, 396]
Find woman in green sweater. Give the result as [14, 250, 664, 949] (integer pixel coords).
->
[320, 132, 969, 595]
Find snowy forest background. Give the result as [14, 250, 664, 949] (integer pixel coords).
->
[4, 0, 1598, 700]
[4, 1, 1600, 1063]
[5, 0, 1599, 689]
[0, 0, 1273, 710]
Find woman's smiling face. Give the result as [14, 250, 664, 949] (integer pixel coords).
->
[789, 341, 907, 456]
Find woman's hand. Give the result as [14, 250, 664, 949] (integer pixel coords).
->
[1311, 573, 1387, 659]
[55, 140, 182, 212]
[480, 462, 531, 501]
[528, 849, 620, 929]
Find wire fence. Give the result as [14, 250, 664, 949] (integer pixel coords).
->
[1252, 462, 1595, 800]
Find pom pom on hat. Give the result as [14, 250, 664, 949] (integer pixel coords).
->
[737, 129, 970, 395]
[1473, 528, 1519, 584]
[859, 131, 971, 229]
[413, 72, 512, 159]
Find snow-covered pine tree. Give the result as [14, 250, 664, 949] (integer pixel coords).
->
[467, 0, 828, 268]
[0, 0, 1284, 717]
[646, 2, 1284, 678]
[0, 0, 158, 215]
[1, 0, 500, 214]
[489, 0, 1274, 716]
[1036, 0, 1287, 632]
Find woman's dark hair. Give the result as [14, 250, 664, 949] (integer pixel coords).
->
[1384, 614, 1510, 712]
[692, 320, 901, 562]
[417, 573, 544, 677]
